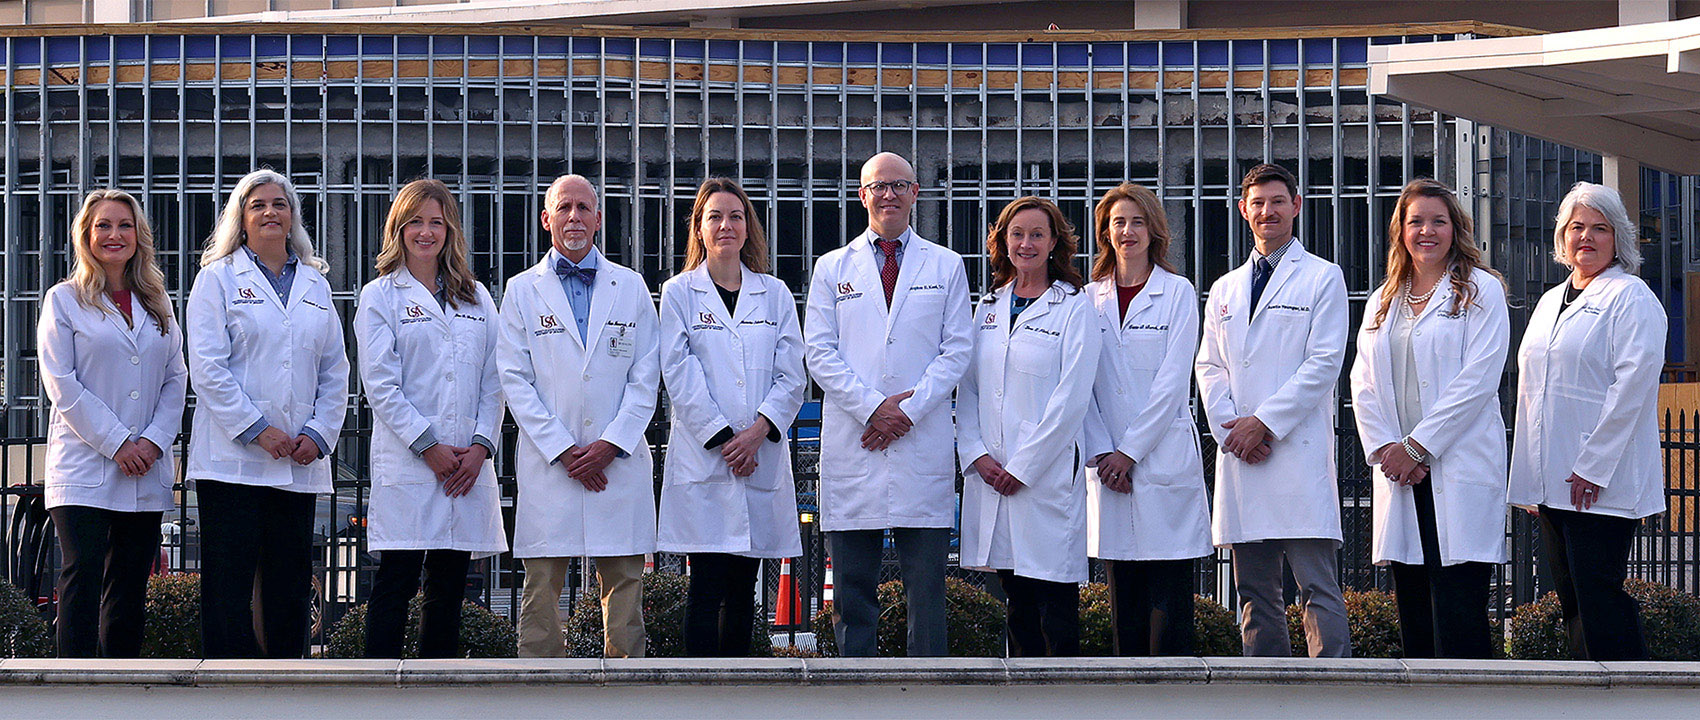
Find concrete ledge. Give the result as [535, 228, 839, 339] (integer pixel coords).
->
[0, 656, 1693, 688]
[2, 658, 1697, 719]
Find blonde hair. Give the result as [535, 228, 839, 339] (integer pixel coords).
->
[684, 177, 770, 274]
[1369, 179, 1504, 330]
[68, 189, 174, 335]
[200, 169, 328, 273]
[375, 179, 479, 308]
[1553, 181, 1641, 274]
[1090, 183, 1178, 281]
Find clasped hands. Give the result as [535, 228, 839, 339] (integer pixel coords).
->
[113, 438, 163, 477]
[256, 426, 322, 466]
[1220, 415, 1274, 465]
[423, 442, 489, 498]
[1374, 440, 1429, 487]
[555, 440, 621, 492]
[720, 416, 772, 478]
[860, 390, 914, 450]
[970, 454, 1025, 496]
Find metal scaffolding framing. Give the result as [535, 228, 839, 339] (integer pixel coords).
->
[2, 23, 1690, 619]
[0, 27, 1482, 416]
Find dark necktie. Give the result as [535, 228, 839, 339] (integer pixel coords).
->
[555, 258, 596, 285]
[877, 239, 900, 308]
[1249, 257, 1273, 318]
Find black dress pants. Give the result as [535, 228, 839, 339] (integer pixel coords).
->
[1536, 505, 1647, 660]
[49, 506, 162, 658]
[996, 570, 1079, 657]
[197, 479, 316, 659]
[684, 553, 761, 657]
[1105, 558, 1196, 656]
[365, 549, 470, 658]
[1390, 476, 1494, 659]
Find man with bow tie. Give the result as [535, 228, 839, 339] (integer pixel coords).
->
[497, 174, 661, 658]
[804, 153, 974, 656]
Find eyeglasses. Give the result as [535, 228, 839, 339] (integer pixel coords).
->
[860, 180, 916, 196]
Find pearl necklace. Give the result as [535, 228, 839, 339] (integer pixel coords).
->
[1401, 277, 1440, 320]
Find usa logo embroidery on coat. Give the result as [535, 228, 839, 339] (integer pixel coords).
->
[233, 286, 265, 305]
[535, 313, 567, 336]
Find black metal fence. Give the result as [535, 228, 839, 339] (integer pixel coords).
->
[2, 404, 1696, 645]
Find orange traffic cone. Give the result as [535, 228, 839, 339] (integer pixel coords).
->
[773, 558, 798, 626]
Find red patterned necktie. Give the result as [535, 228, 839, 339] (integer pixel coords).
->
[877, 238, 900, 308]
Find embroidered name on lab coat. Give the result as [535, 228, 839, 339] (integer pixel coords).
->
[1021, 325, 1061, 338]
[739, 318, 778, 327]
[1126, 323, 1169, 331]
[1264, 303, 1311, 313]
[910, 284, 944, 292]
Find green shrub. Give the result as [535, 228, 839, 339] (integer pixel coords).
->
[142, 573, 202, 658]
[1509, 580, 1700, 661]
[1077, 582, 1113, 656]
[812, 577, 1004, 657]
[0, 579, 53, 658]
[1285, 589, 1403, 658]
[1077, 584, 1240, 656]
[1193, 594, 1242, 657]
[322, 596, 517, 658]
[564, 570, 773, 657]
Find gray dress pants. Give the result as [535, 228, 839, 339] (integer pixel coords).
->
[826, 527, 950, 656]
[1231, 538, 1352, 657]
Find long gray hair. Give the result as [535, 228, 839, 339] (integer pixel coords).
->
[200, 169, 328, 273]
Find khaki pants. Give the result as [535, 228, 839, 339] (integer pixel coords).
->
[518, 555, 647, 658]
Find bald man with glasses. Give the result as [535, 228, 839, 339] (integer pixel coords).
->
[804, 153, 974, 656]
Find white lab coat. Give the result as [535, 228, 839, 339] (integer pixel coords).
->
[1082, 269, 1212, 561]
[37, 282, 187, 513]
[656, 265, 806, 558]
[1509, 266, 1668, 520]
[804, 229, 974, 532]
[185, 251, 349, 494]
[496, 251, 660, 558]
[354, 270, 508, 557]
[1195, 240, 1348, 546]
[1349, 267, 1511, 566]
[957, 281, 1100, 584]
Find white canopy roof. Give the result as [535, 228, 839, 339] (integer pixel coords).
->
[1371, 17, 1700, 175]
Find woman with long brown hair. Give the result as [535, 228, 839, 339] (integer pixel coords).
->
[656, 178, 806, 656]
[1349, 178, 1510, 658]
[38, 189, 187, 657]
[957, 196, 1099, 656]
[356, 178, 508, 658]
[1081, 183, 1210, 656]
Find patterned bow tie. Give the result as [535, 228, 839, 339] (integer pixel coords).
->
[554, 259, 596, 284]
